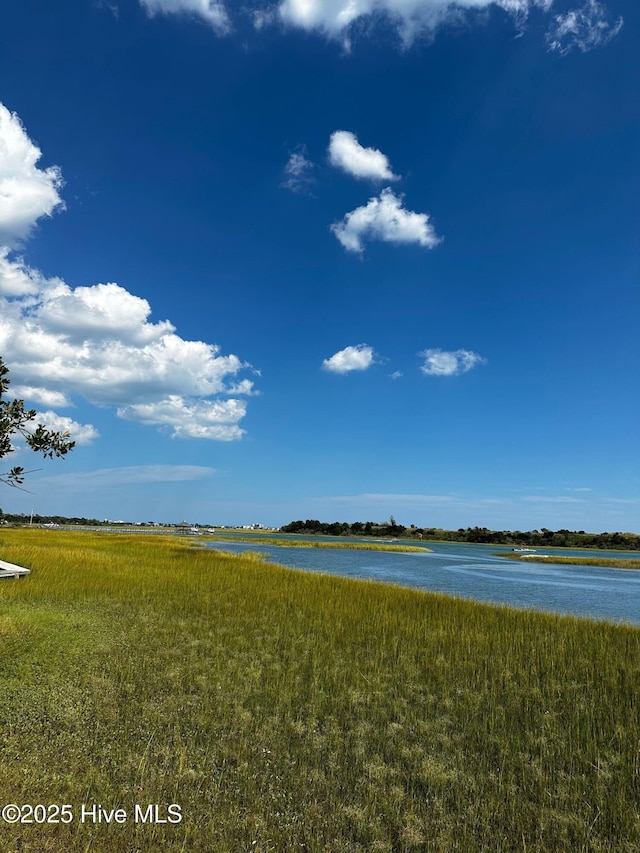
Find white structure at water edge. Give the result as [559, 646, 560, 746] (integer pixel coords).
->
[0, 559, 30, 579]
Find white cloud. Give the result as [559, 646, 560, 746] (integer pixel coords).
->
[277, 0, 554, 44]
[0, 104, 64, 248]
[546, 0, 623, 55]
[390, 370, 404, 379]
[12, 386, 71, 408]
[328, 493, 458, 503]
[36, 465, 217, 487]
[0, 265, 256, 438]
[139, 0, 230, 32]
[34, 411, 99, 446]
[322, 344, 375, 373]
[0, 105, 256, 441]
[0, 272, 253, 405]
[522, 495, 585, 503]
[282, 150, 315, 194]
[0, 248, 56, 296]
[97, 0, 120, 19]
[118, 396, 247, 440]
[131, 0, 622, 56]
[328, 131, 399, 182]
[331, 187, 441, 254]
[419, 347, 486, 376]
[35, 281, 175, 345]
[226, 378, 260, 395]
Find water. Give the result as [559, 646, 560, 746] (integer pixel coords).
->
[206, 538, 640, 626]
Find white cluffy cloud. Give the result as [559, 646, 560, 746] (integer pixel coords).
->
[138, 0, 229, 33]
[0, 266, 256, 439]
[0, 104, 65, 248]
[34, 411, 100, 446]
[546, 0, 623, 55]
[419, 348, 486, 376]
[328, 131, 399, 182]
[278, 0, 554, 43]
[331, 187, 441, 254]
[118, 397, 247, 440]
[322, 344, 375, 373]
[0, 102, 255, 442]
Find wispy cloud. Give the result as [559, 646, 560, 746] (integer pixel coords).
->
[95, 0, 120, 18]
[314, 491, 638, 531]
[331, 188, 441, 254]
[419, 348, 486, 377]
[37, 465, 217, 488]
[328, 131, 399, 182]
[328, 493, 459, 504]
[134, 0, 621, 55]
[322, 344, 375, 373]
[281, 149, 315, 194]
[277, 0, 556, 45]
[138, 0, 229, 33]
[522, 495, 586, 503]
[546, 0, 623, 55]
[324, 492, 511, 513]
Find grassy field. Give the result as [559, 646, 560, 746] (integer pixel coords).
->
[0, 530, 638, 852]
[210, 536, 428, 553]
[496, 553, 640, 569]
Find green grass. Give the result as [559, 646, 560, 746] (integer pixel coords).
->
[496, 553, 640, 569]
[211, 535, 429, 553]
[0, 530, 639, 852]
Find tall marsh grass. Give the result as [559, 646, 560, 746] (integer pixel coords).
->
[497, 552, 640, 569]
[0, 530, 638, 852]
[211, 536, 428, 553]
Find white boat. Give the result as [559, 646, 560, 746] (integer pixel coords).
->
[513, 547, 536, 552]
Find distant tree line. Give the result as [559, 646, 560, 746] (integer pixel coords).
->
[282, 517, 407, 538]
[0, 513, 197, 528]
[279, 520, 640, 551]
[0, 511, 103, 526]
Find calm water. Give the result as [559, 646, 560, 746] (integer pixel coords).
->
[206, 537, 640, 626]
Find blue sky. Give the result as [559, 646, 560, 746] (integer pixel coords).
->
[0, 0, 638, 530]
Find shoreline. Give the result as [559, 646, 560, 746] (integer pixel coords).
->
[207, 536, 429, 553]
[494, 552, 640, 570]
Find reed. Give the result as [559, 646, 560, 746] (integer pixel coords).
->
[210, 536, 428, 553]
[0, 529, 638, 852]
[496, 553, 640, 569]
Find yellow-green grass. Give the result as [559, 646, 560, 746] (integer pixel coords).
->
[210, 535, 429, 553]
[496, 553, 640, 569]
[0, 530, 639, 853]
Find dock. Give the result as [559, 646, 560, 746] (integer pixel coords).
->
[0, 559, 31, 579]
